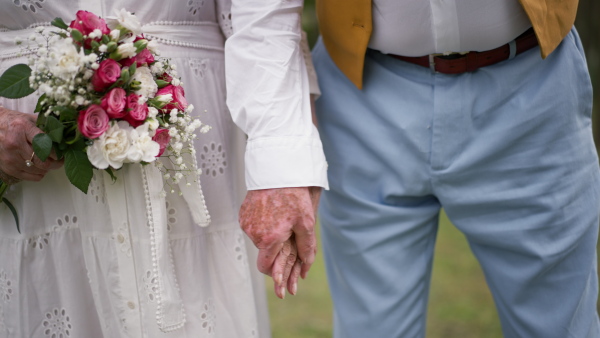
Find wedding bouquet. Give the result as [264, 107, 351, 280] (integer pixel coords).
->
[0, 9, 209, 230]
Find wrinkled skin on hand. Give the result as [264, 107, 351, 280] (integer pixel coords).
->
[0, 107, 63, 183]
[240, 186, 321, 299]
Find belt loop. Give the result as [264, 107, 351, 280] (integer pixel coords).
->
[508, 40, 517, 59]
[429, 55, 436, 72]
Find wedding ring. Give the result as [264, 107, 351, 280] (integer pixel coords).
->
[25, 152, 35, 167]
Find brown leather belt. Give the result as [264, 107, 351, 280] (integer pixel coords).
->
[388, 28, 538, 74]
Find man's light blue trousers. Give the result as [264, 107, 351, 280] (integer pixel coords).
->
[313, 28, 600, 338]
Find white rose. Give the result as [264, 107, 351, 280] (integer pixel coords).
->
[117, 43, 136, 59]
[48, 37, 86, 81]
[146, 118, 159, 131]
[87, 121, 132, 169]
[147, 107, 159, 119]
[132, 66, 158, 99]
[147, 40, 160, 54]
[107, 9, 143, 36]
[127, 124, 160, 163]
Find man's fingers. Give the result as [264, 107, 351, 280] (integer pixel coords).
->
[288, 258, 302, 295]
[293, 220, 317, 276]
[300, 260, 313, 280]
[256, 242, 283, 276]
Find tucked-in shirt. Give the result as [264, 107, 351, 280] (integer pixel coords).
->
[369, 0, 533, 56]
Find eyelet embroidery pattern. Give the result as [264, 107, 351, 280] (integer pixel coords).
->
[88, 175, 106, 205]
[234, 232, 248, 268]
[0, 304, 5, 331]
[52, 215, 78, 233]
[189, 58, 208, 79]
[0, 270, 12, 303]
[42, 308, 72, 337]
[12, 0, 46, 13]
[113, 224, 132, 257]
[165, 200, 177, 231]
[142, 270, 159, 303]
[218, 12, 233, 38]
[200, 142, 227, 178]
[29, 233, 50, 250]
[187, 0, 205, 15]
[200, 298, 216, 336]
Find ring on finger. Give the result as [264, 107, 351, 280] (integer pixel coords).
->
[25, 152, 35, 167]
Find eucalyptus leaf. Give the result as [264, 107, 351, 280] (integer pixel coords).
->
[32, 133, 53, 162]
[45, 115, 65, 143]
[65, 149, 93, 194]
[0, 64, 35, 99]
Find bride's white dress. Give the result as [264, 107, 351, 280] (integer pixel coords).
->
[0, 1, 271, 337]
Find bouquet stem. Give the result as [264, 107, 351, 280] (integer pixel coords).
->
[0, 180, 20, 233]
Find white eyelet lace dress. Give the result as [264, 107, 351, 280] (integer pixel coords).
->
[0, 1, 270, 337]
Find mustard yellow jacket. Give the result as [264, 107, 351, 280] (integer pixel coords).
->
[316, 0, 578, 88]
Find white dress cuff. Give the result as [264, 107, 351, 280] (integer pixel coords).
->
[244, 128, 329, 190]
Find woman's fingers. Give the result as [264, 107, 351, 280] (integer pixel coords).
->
[271, 239, 298, 299]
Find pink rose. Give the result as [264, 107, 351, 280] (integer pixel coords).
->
[120, 49, 155, 68]
[101, 88, 127, 118]
[152, 128, 171, 157]
[156, 85, 188, 111]
[69, 10, 110, 36]
[92, 59, 122, 92]
[124, 94, 149, 127]
[78, 104, 110, 139]
[157, 72, 173, 83]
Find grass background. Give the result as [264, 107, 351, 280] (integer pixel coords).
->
[266, 210, 596, 337]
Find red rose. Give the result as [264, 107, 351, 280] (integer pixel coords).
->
[156, 85, 188, 111]
[157, 72, 173, 83]
[92, 59, 122, 92]
[100, 88, 127, 119]
[78, 104, 110, 139]
[69, 10, 110, 36]
[152, 128, 171, 157]
[120, 49, 155, 68]
[124, 93, 148, 127]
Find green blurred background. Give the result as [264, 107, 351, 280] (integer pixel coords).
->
[266, 2, 600, 337]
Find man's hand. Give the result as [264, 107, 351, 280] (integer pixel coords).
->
[240, 187, 317, 298]
[0, 107, 62, 183]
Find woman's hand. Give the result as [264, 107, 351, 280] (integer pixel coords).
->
[0, 107, 63, 183]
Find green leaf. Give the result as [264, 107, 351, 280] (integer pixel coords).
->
[129, 63, 137, 77]
[54, 106, 78, 122]
[2, 197, 20, 233]
[66, 133, 85, 148]
[0, 64, 35, 99]
[70, 29, 84, 43]
[105, 167, 117, 182]
[46, 115, 65, 143]
[51, 17, 69, 30]
[34, 94, 47, 113]
[64, 149, 93, 194]
[156, 80, 169, 88]
[32, 133, 53, 162]
[101, 35, 110, 44]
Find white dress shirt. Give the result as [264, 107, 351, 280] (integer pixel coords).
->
[226, 0, 328, 190]
[370, 0, 532, 56]
[225, 0, 532, 190]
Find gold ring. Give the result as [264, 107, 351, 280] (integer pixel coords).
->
[25, 152, 35, 167]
